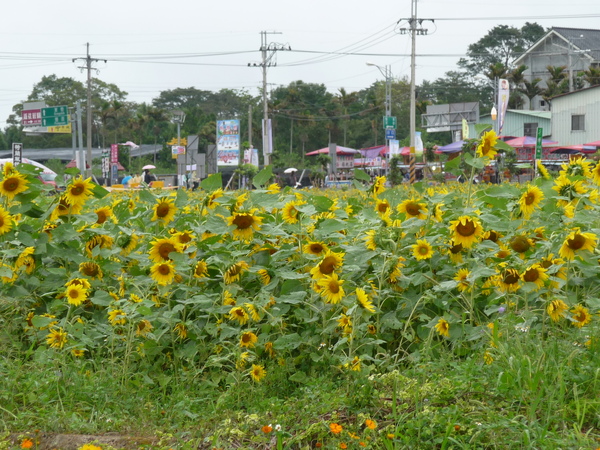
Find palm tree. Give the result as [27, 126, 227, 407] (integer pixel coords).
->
[485, 62, 509, 82]
[336, 88, 357, 147]
[518, 78, 544, 110]
[146, 107, 170, 164]
[580, 66, 600, 87]
[508, 65, 527, 109]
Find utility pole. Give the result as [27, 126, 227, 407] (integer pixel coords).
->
[73, 43, 107, 178]
[249, 31, 291, 167]
[398, 0, 432, 183]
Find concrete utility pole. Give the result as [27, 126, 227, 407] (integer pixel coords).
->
[249, 31, 291, 167]
[73, 43, 107, 178]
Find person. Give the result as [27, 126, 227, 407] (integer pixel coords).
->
[190, 171, 199, 191]
[143, 169, 156, 185]
[121, 173, 133, 186]
[131, 173, 142, 185]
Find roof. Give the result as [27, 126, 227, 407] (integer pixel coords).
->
[507, 110, 551, 120]
[0, 144, 163, 162]
[549, 83, 600, 100]
[515, 27, 600, 65]
[305, 146, 361, 156]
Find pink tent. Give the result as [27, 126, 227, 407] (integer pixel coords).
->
[584, 140, 600, 148]
[504, 136, 558, 148]
[306, 146, 361, 156]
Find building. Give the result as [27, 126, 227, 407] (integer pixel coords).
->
[549, 85, 600, 145]
[514, 27, 600, 110]
[468, 109, 551, 139]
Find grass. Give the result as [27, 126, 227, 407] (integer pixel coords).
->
[2, 310, 599, 449]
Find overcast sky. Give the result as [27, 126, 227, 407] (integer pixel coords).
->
[1, 0, 599, 129]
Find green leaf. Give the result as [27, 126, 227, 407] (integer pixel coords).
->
[288, 371, 310, 384]
[474, 123, 492, 136]
[274, 333, 302, 350]
[464, 152, 485, 169]
[91, 183, 109, 199]
[444, 156, 461, 170]
[91, 290, 113, 306]
[201, 173, 222, 191]
[353, 168, 371, 182]
[252, 166, 273, 188]
[310, 195, 334, 212]
[32, 315, 57, 329]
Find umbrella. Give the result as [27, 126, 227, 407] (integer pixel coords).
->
[549, 145, 597, 155]
[283, 168, 298, 174]
[437, 140, 465, 153]
[504, 136, 558, 148]
[305, 146, 361, 156]
[142, 164, 156, 170]
[583, 140, 600, 148]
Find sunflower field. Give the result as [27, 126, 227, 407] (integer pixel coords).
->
[2, 132, 600, 449]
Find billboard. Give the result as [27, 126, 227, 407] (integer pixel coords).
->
[216, 119, 240, 166]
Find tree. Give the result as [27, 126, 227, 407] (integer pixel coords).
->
[458, 23, 546, 74]
[519, 78, 544, 110]
[508, 65, 527, 109]
[579, 66, 600, 87]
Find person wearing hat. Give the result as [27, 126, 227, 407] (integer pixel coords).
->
[143, 168, 156, 185]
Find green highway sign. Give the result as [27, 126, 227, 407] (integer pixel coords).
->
[383, 116, 397, 129]
[41, 105, 69, 127]
[535, 127, 543, 160]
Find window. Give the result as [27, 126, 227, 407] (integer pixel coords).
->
[572, 114, 585, 131]
[524, 123, 538, 137]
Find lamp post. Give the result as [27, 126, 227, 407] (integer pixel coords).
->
[366, 62, 392, 174]
[171, 110, 186, 187]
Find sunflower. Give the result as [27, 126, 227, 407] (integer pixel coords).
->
[224, 261, 250, 284]
[591, 162, 600, 185]
[432, 203, 444, 222]
[282, 200, 303, 224]
[476, 129, 498, 159]
[108, 309, 127, 326]
[2, 161, 15, 177]
[119, 233, 140, 256]
[519, 185, 544, 219]
[448, 241, 464, 264]
[547, 299, 568, 322]
[257, 268, 271, 285]
[571, 304, 592, 328]
[94, 206, 114, 225]
[337, 313, 352, 332]
[310, 251, 344, 279]
[397, 198, 428, 220]
[375, 199, 391, 215]
[0, 207, 14, 236]
[267, 183, 281, 194]
[509, 235, 533, 254]
[240, 331, 258, 348]
[244, 302, 261, 321]
[552, 174, 587, 205]
[412, 239, 434, 260]
[496, 266, 521, 293]
[537, 160, 551, 180]
[65, 277, 91, 290]
[136, 319, 154, 337]
[193, 259, 209, 278]
[149, 237, 183, 263]
[520, 264, 548, 290]
[206, 188, 224, 209]
[559, 229, 598, 261]
[50, 196, 83, 221]
[344, 356, 361, 372]
[172, 229, 195, 245]
[46, 327, 68, 349]
[223, 290, 236, 306]
[79, 261, 103, 279]
[173, 322, 188, 340]
[364, 230, 377, 251]
[560, 156, 592, 178]
[152, 197, 177, 224]
[0, 172, 29, 200]
[540, 254, 567, 288]
[64, 176, 94, 206]
[388, 257, 406, 283]
[64, 284, 88, 306]
[229, 306, 249, 325]
[372, 176, 386, 197]
[250, 364, 266, 382]
[449, 215, 483, 248]
[434, 318, 450, 337]
[15, 247, 35, 274]
[85, 234, 114, 257]
[454, 268, 471, 292]
[227, 209, 263, 241]
[303, 241, 328, 256]
[317, 273, 345, 304]
[356, 288, 375, 313]
[150, 261, 176, 285]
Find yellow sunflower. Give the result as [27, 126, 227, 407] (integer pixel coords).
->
[50, 196, 83, 221]
[0, 206, 14, 236]
[356, 288, 375, 313]
[64, 284, 88, 306]
[193, 259, 209, 278]
[79, 261, 103, 279]
[364, 230, 377, 251]
[571, 304, 592, 328]
[375, 199, 391, 215]
[267, 183, 281, 194]
[240, 331, 258, 348]
[151, 197, 177, 223]
[0, 172, 29, 200]
[94, 206, 114, 225]
[412, 239, 434, 260]
[547, 299, 568, 322]
[448, 241, 464, 264]
[46, 327, 68, 349]
[372, 176, 386, 197]
[228, 306, 249, 325]
[227, 209, 263, 241]
[282, 200, 303, 224]
[495, 266, 521, 293]
[303, 241, 328, 256]
[250, 364, 266, 382]
[15, 247, 35, 274]
[317, 273, 345, 304]
[224, 261, 249, 284]
[150, 261, 176, 285]
[2, 161, 15, 177]
[206, 188, 224, 209]
[136, 319, 154, 337]
[310, 251, 344, 279]
[591, 161, 600, 185]
[64, 176, 94, 206]
[173, 322, 188, 340]
[449, 215, 483, 248]
[559, 229, 597, 261]
[149, 237, 183, 263]
[519, 185, 544, 219]
[108, 309, 127, 326]
[454, 268, 471, 292]
[85, 234, 114, 257]
[509, 235, 533, 255]
[65, 277, 91, 290]
[536, 160, 551, 180]
[434, 318, 450, 337]
[476, 130, 498, 159]
[520, 264, 548, 290]
[257, 268, 271, 285]
[560, 156, 592, 178]
[552, 174, 587, 205]
[119, 233, 140, 256]
[397, 198, 428, 220]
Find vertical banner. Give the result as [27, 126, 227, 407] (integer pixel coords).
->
[328, 143, 337, 175]
[216, 119, 240, 166]
[497, 79, 510, 135]
[12, 143, 23, 165]
[389, 139, 400, 156]
[461, 118, 469, 140]
[415, 131, 424, 156]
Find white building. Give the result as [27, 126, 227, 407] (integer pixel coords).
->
[550, 85, 600, 145]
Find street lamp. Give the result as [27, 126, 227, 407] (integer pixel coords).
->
[171, 110, 186, 187]
[366, 62, 392, 174]
[490, 106, 498, 134]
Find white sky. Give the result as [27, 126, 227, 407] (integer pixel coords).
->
[1, 0, 599, 128]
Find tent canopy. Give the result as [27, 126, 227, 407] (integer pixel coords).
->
[549, 145, 597, 155]
[305, 145, 361, 156]
[437, 140, 465, 153]
[504, 136, 558, 148]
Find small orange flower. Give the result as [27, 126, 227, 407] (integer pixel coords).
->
[454, 425, 461, 431]
[387, 433, 395, 439]
[262, 425, 273, 434]
[339, 443, 348, 449]
[21, 439, 34, 449]
[330, 423, 343, 434]
[365, 419, 377, 429]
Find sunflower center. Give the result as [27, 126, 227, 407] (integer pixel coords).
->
[456, 220, 475, 237]
[328, 280, 340, 294]
[510, 236, 531, 253]
[179, 233, 192, 243]
[503, 270, 519, 284]
[523, 269, 539, 283]
[241, 334, 251, 343]
[158, 264, 171, 275]
[405, 203, 421, 216]
[82, 264, 99, 276]
[159, 243, 176, 259]
[567, 234, 586, 250]
[319, 256, 337, 275]
[378, 203, 389, 213]
[71, 185, 85, 196]
[233, 215, 253, 229]
[450, 243, 463, 254]
[4, 178, 19, 192]
[419, 245, 429, 255]
[525, 192, 536, 205]
[96, 211, 108, 224]
[68, 289, 80, 299]
[310, 244, 324, 253]
[156, 204, 171, 218]
[484, 231, 499, 242]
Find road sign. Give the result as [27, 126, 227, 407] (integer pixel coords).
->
[41, 105, 69, 127]
[535, 127, 543, 160]
[12, 143, 23, 165]
[383, 116, 397, 129]
[385, 128, 396, 140]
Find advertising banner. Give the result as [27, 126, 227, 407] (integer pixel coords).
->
[217, 119, 240, 166]
[497, 79, 510, 135]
